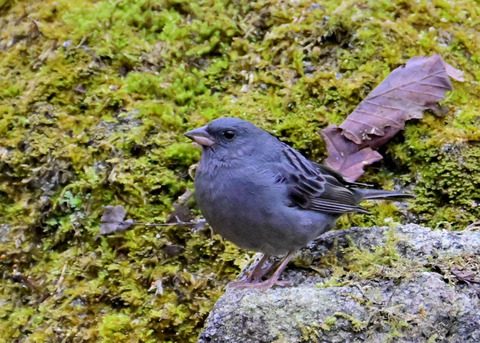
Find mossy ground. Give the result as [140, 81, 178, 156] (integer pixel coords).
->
[0, 0, 479, 341]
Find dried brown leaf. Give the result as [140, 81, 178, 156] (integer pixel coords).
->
[99, 205, 133, 235]
[166, 188, 194, 223]
[321, 55, 463, 180]
[452, 269, 480, 284]
[340, 54, 462, 145]
[320, 125, 383, 181]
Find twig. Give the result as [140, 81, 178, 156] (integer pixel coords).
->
[100, 219, 206, 227]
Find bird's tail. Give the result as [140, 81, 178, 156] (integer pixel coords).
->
[355, 188, 414, 200]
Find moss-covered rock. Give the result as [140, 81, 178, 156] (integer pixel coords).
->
[199, 225, 480, 342]
[0, 0, 479, 341]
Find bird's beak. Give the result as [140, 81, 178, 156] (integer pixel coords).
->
[184, 126, 215, 147]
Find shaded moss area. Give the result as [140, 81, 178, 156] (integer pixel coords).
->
[0, 0, 479, 341]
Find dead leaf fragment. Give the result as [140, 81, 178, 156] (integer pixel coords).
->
[452, 269, 480, 284]
[166, 189, 194, 223]
[321, 126, 383, 181]
[99, 205, 133, 235]
[321, 54, 463, 180]
[98, 202, 206, 237]
[341, 54, 462, 146]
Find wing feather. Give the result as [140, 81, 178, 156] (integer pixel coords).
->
[279, 143, 364, 214]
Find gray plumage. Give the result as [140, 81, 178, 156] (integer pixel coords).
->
[185, 118, 411, 287]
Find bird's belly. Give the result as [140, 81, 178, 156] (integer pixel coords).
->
[209, 210, 333, 255]
[195, 172, 335, 255]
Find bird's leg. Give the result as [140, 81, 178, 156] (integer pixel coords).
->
[229, 250, 296, 290]
[248, 254, 275, 282]
[227, 254, 272, 288]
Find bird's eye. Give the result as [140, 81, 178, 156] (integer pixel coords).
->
[223, 130, 235, 140]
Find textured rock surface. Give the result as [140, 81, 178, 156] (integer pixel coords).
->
[199, 225, 480, 342]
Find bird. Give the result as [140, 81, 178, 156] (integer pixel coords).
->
[185, 118, 412, 289]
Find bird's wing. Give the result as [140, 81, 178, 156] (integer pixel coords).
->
[276, 143, 369, 214]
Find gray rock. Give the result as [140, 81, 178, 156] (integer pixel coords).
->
[199, 225, 480, 342]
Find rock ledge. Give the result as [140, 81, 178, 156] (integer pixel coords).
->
[199, 225, 480, 343]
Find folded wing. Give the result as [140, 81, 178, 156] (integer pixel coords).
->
[277, 143, 370, 214]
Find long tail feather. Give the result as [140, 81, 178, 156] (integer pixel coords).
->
[356, 189, 414, 200]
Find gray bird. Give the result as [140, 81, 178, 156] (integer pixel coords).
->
[185, 118, 412, 289]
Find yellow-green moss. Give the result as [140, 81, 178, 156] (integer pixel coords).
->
[1, 0, 480, 341]
[299, 316, 337, 341]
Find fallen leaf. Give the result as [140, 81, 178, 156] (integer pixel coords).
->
[162, 244, 185, 258]
[99, 205, 133, 236]
[321, 54, 463, 180]
[452, 269, 480, 284]
[166, 189, 194, 223]
[321, 126, 383, 181]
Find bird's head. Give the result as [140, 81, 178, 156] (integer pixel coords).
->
[185, 117, 272, 164]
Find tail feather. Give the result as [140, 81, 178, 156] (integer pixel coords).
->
[355, 188, 414, 200]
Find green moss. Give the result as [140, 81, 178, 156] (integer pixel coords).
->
[392, 129, 480, 228]
[313, 226, 478, 341]
[1, 0, 479, 341]
[99, 313, 133, 341]
[317, 227, 409, 288]
[299, 315, 338, 341]
[333, 312, 368, 332]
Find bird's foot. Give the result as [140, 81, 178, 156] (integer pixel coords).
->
[226, 250, 297, 290]
[227, 254, 275, 288]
